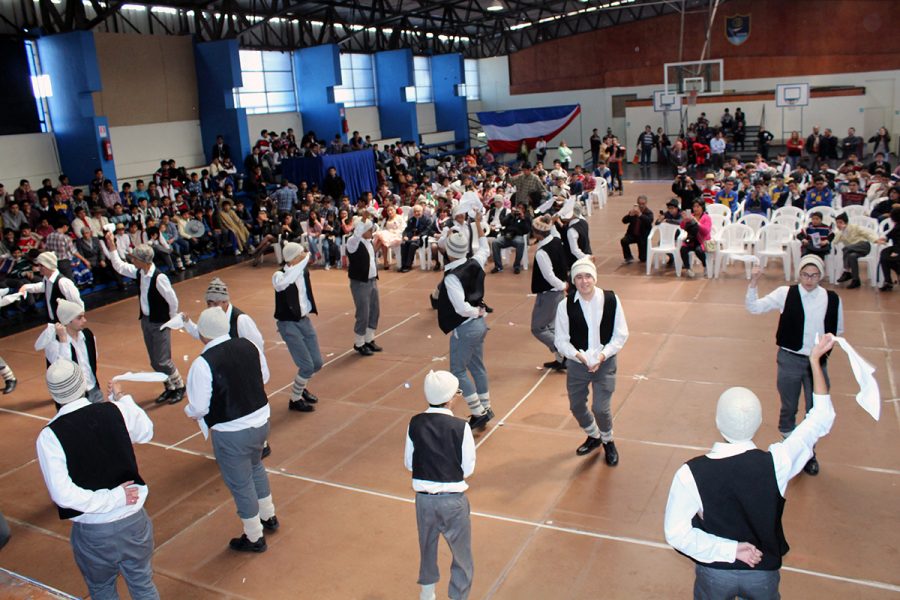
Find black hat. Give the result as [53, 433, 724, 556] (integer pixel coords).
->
[666, 199, 680, 208]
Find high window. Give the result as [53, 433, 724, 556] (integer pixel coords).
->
[334, 53, 376, 108]
[464, 59, 480, 101]
[25, 40, 52, 132]
[412, 56, 433, 103]
[233, 50, 296, 115]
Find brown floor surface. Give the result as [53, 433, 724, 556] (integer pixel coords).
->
[1, 182, 898, 599]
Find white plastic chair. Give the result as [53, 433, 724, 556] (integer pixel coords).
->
[773, 206, 805, 223]
[754, 224, 793, 281]
[872, 219, 893, 287]
[847, 216, 882, 287]
[588, 178, 608, 214]
[841, 205, 868, 220]
[708, 214, 729, 239]
[501, 240, 530, 270]
[732, 200, 747, 222]
[714, 223, 756, 279]
[737, 213, 768, 235]
[645, 223, 686, 277]
[706, 203, 731, 222]
[805, 206, 836, 227]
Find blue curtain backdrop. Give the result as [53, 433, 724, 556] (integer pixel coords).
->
[282, 151, 378, 204]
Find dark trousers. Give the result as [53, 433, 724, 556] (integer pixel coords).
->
[57, 258, 74, 280]
[681, 244, 707, 268]
[640, 146, 653, 165]
[621, 232, 648, 261]
[879, 245, 900, 284]
[609, 162, 623, 191]
[694, 564, 780, 600]
[401, 239, 423, 269]
[776, 348, 829, 435]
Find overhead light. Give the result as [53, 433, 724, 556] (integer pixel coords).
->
[486, 0, 504, 12]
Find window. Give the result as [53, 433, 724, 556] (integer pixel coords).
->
[334, 53, 376, 108]
[25, 40, 52, 132]
[464, 59, 480, 101]
[413, 56, 433, 104]
[233, 50, 297, 115]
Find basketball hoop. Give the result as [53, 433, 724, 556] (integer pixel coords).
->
[687, 90, 698, 107]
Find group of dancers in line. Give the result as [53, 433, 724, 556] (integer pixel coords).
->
[1, 188, 871, 600]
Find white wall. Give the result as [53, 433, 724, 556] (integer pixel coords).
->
[417, 103, 437, 135]
[346, 106, 380, 140]
[0, 133, 62, 189]
[247, 111, 303, 141]
[110, 120, 205, 179]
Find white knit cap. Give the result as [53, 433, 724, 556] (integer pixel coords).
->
[56, 299, 85, 326]
[424, 370, 459, 406]
[282, 242, 305, 263]
[445, 231, 469, 259]
[715, 387, 762, 443]
[354, 219, 374, 237]
[798, 254, 825, 275]
[205, 277, 229, 302]
[570, 257, 597, 282]
[46, 359, 87, 405]
[35, 251, 58, 270]
[132, 244, 154, 264]
[197, 306, 229, 340]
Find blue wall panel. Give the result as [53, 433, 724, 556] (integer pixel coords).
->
[431, 53, 470, 149]
[37, 31, 116, 186]
[194, 39, 250, 172]
[374, 49, 417, 142]
[295, 44, 344, 143]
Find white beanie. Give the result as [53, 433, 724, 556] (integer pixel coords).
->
[35, 251, 58, 270]
[132, 244, 154, 264]
[282, 242, 305, 263]
[56, 299, 85, 326]
[570, 257, 597, 282]
[354, 219, 374, 237]
[445, 231, 470, 259]
[424, 370, 459, 406]
[205, 277, 229, 302]
[798, 254, 825, 276]
[715, 387, 762, 443]
[197, 306, 230, 340]
[46, 359, 87, 405]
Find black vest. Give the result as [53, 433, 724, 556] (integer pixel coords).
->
[229, 306, 244, 338]
[70, 328, 99, 384]
[436, 259, 485, 334]
[564, 219, 592, 266]
[47, 275, 64, 323]
[408, 412, 466, 483]
[201, 338, 268, 428]
[531, 237, 569, 294]
[273, 269, 318, 321]
[137, 270, 171, 323]
[347, 240, 376, 282]
[775, 285, 839, 352]
[566, 290, 617, 351]
[686, 450, 788, 571]
[47, 402, 145, 520]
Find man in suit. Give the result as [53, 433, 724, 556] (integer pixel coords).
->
[211, 135, 231, 161]
[399, 204, 434, 273]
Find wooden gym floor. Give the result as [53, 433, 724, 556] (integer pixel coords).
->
[0, 181, 897, 599]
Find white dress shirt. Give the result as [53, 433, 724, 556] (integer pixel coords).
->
[105, 247, 178, 319]
[710, 138, 726, 155]
[745, 285, 844, 356]
[36, 396, 154, 524]
[184, 334, 271, 432]
[554, 287, 629, 363]
[184, 304, 264, 351]
[272, 253, 312, 317]
[404, 407, 476, 493]
[21, 271, 82, 321]
[443, 236, 490, 327]
[566, 218, 588, 260]
[664, 393, 835, 564]
[36, 327, 98, 390]
[535, 236, 567, 292]
[345, 233, 378, 279]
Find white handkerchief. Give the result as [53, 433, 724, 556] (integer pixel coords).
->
[112, 372, 170, 383]
[830, 335, 880, 421]
[0, 292, 22, 308]
[160, 314, 185, 331]
[582, 349, 605, 370]
[198, 419, 209, 440]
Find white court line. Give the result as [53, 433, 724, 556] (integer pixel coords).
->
[0, 567, 79, 600]
[476, 368, 553, 449]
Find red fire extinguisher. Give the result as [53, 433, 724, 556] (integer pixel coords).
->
[102, 138, 113, 161]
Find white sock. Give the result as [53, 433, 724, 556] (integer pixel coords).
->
[419, 583, 436, 600]
[365, 328, 376, 343]
[291, 375, 308, 401]
[464, 394, 485, 416]
[258, 495, 275, 521]
[355, 334, 366, 346]
[241, 515, 264, 543]
[0, 366, 14, 381]
[478, 392, 491, 411]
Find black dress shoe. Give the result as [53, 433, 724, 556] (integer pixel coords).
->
[354, 344, 374, 356]
[542, 360, 566, 371]
[260, 516, 279, 532]
[261, 443, 271, 460]
[229, 534, 267, 553]
[154, 390, 171, 404]
[603, 441, 619, 466]
[288, 399, 315, 412]
[880, 284, 894, 292]
[301, 388, 318, 404]
[576, 436, 603, 456]
[482, 303, 494, 314]
[514, 266, 521, 274]
[468, 409, 493, 431]
[167, 387, 186, 405]
[490, 266, 503, 274]
[365, 341, 383, 352]
[2, 379, 16, 394]
[836, 272, 853, 283]
[847, 279, 861, 289]
[803, 455, 819, 476]
[399, 267, 411, 273]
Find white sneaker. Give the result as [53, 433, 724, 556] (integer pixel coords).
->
[685, 269, 696, 278]
[324, 264, 331, 270]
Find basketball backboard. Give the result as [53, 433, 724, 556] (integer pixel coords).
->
[653, 90, 683, 113]
[663, 59, 724, 97]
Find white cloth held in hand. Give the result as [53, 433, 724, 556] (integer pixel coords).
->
[112, 371, 170, 383]
[826, 335, 880, 421]
[159, 313, 185, 331]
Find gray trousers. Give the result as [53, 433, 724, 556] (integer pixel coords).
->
[566, 356, 617, 441]
[842, 241, 871, 280]
[415, 493, 473, 600]
[211, 423, 272, 519]
[277, 318, 324, 379]
[70, 508, 159, 600]
[449, 318, 489, 401]
[139, 317, 182, 390]
[776, 348, 829, 435]
[531, 291, 563, 354]
[694, 564, 780, 600]
[350, 278, 380, 337]
[490, 236, 525, 269]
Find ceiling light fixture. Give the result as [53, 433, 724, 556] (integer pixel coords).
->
[486, 0, 504, 12]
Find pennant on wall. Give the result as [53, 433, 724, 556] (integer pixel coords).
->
[725, 14, 750, 46]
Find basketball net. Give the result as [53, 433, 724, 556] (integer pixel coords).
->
[687, 90, 698, 107]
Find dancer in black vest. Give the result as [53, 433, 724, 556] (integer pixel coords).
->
[37, 359, 158, 599]
[404, 370, 476, 600]
[347, 217, 383, 356]
[437, 222, 494, 431]
[273, 241, 322, 412]
[35, 299, 103, 404]
[185, 308, 278, 552]
[561, 202, 591, 266]
[103, 234, 185, 404]
[0, 288, 20, 393]
[664, 335, 838, 600]
[530, 215, 569, 371]
[554, 257, 628, 464]
[746, 254, 843, 475]
[19, 250, 81, 323]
